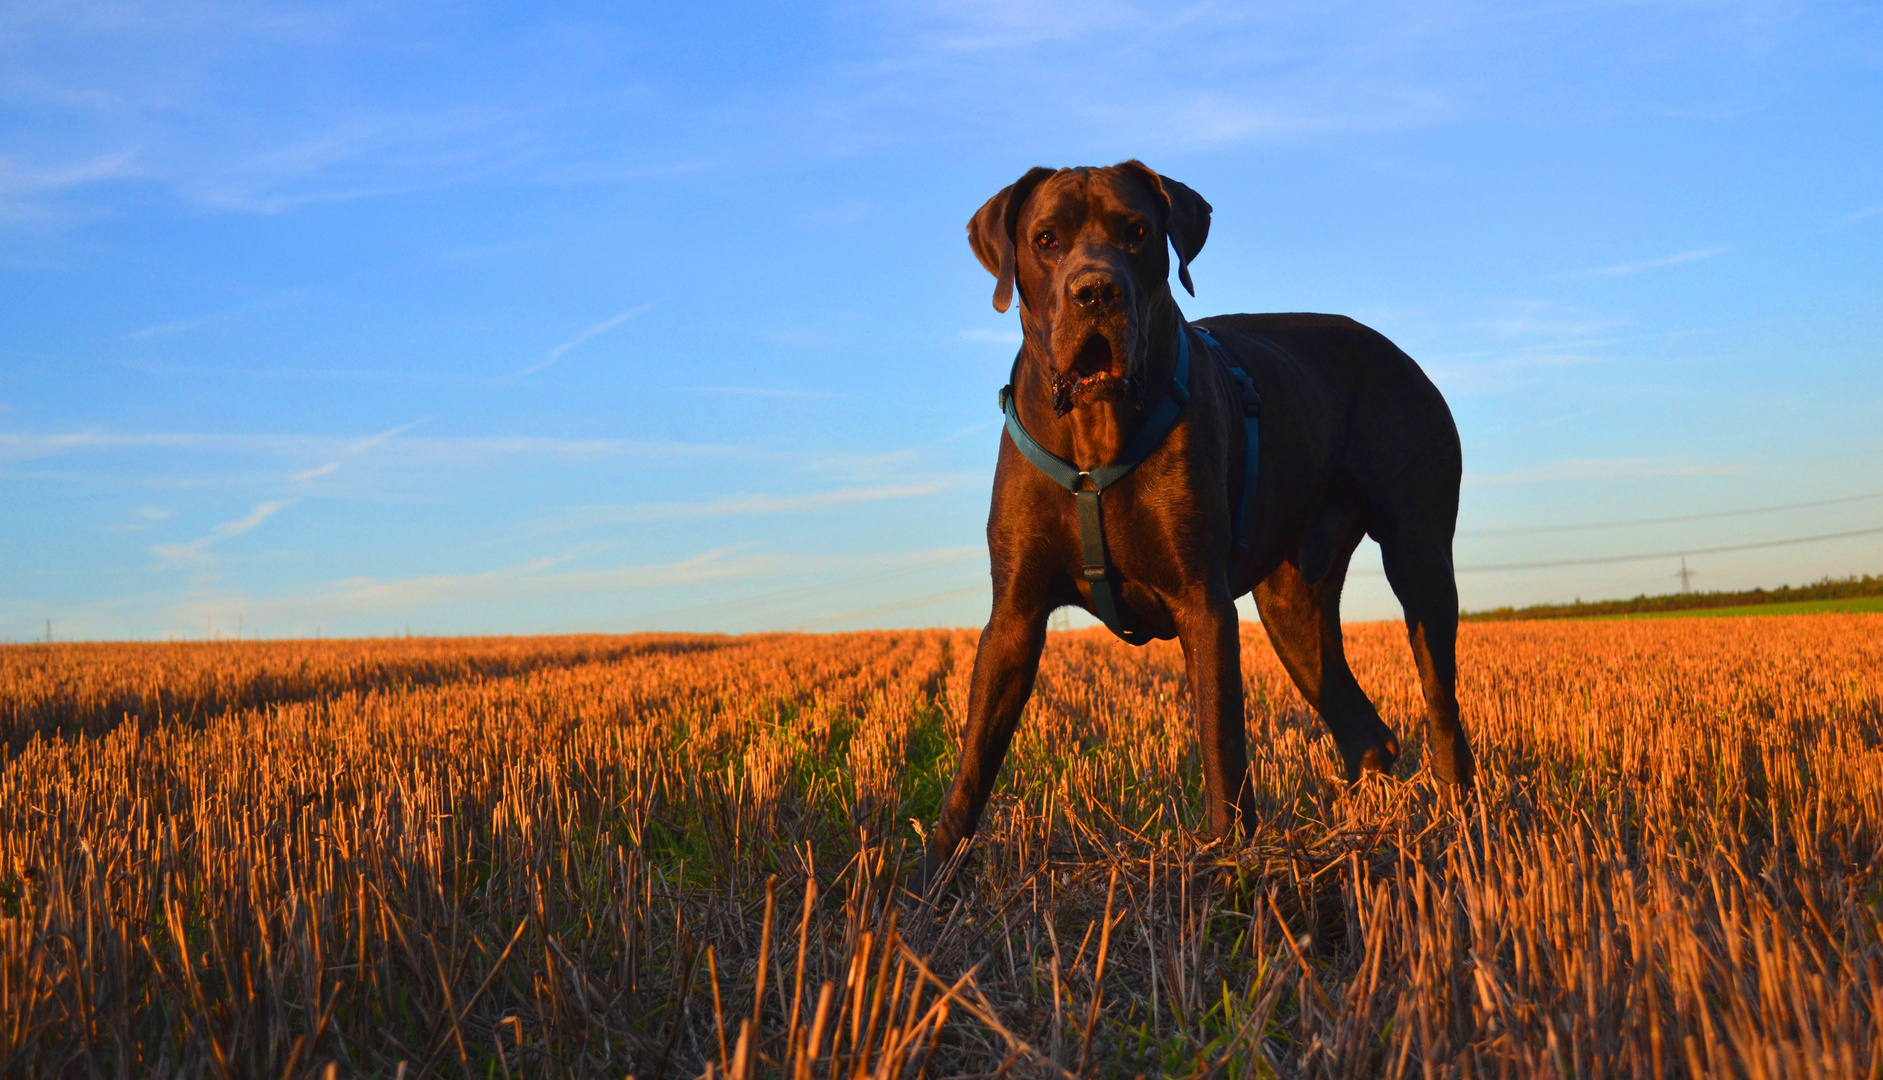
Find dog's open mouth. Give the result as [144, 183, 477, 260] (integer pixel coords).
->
[1070, 334, 1117, 385]
[1050, 332, 1128, 414]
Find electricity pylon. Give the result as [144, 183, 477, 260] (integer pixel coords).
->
[1676, 556, 1696, 594]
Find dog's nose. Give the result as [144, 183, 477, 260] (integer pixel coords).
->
[1069, 272, 1119, 312]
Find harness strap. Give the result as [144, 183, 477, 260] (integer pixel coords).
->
[1076, 489, 1154, 644]
[1191, 326, 1263, 556]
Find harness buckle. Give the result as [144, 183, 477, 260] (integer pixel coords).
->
[1083, 565, 1109, 583]
[997, 384, 1013, 412]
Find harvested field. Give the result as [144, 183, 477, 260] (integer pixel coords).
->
[3, 616, 1882, 1078]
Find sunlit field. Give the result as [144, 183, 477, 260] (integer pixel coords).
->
[4, 616, 1881, 1078]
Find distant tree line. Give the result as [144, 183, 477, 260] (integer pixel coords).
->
[1463, 573, 1883, 621]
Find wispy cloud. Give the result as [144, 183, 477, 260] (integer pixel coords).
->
[290, 419, 425, 482]
[1466, 457, 1753, 486]
[507, 304, 654, 381]
[0, 431, 315, 462]
[843, 2, 1478, 154]
[687, 386, 840, 400]
[1577, 246, 1731, 278]
[1412, 300, 1627, 395]
[150, 499, 289, 565]
[1462, 300, 1618, 340]
[529, 483, 953, 533]
[167, 545, 983, 626]
[0, 429, 762, 467]
[116, 359, 487, 386]
[0, 152, 136, 225]
[123, 290, 305, 340]
[1843, 205, 1883, 223]
[142, 417, 417, 566]
[790, 583, 987, 631]
[0, 426, 973, 494]
[101, 505, 176, 533]
[124, 313, 228, 340]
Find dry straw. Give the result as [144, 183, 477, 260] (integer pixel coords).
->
[2, 617, 1881, 1077]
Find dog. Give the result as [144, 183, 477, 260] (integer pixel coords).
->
[920, 162, 1476, 888]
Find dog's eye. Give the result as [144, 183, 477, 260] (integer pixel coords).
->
[1035, 231, 1058, 250]
[1127, 223, 1149, 242]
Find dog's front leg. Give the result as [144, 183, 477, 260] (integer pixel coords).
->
[1177, 590, 1255, 841]
[920, 598, 1050, 892]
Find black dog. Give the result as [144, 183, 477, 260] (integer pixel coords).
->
[921, 162, 1475, 887]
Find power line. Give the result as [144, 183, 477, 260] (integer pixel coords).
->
[684, 523, 1881, 626]
[1459, 490, 1883, 537]
[1453, 524, 1883, 573]
[620, 503, 1883, 630]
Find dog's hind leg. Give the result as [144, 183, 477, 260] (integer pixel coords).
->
[1251, 522, 1401, 783]
[1375, 527, 1476, 790]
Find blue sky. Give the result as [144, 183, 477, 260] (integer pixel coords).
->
[3, 1, 1880, 639]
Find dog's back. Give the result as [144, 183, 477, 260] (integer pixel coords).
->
[1200, 312, 1462, 495]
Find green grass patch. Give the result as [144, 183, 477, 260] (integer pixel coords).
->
[1465, 572, 1883, 621]
[1601, 595, 1883, 619]
[899, 702, 954, 827]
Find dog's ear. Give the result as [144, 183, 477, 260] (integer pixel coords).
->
[1115, 161, 1213, 296]
[968, 167, 1056, 313]
[1159, 175, 1212, 296]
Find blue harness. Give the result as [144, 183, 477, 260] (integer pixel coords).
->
[998, 324, 1262, 645]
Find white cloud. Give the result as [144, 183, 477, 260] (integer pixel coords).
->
[1578, 246, 1731, 278]
[0, 152, 136, 224]
[139, 419, 416, 566]
[0, 428, 757, 467]
[289, 418, 424, 482]
[150, 499, 289, 565]
[507, 304, 654, 380]
[123, 289, 307, 339]
[0, 431, 315, 461]
[530, 482, 954, 533]
[791, 582, 986, 631]
[124, 313, 225, 340]
[688, 386, 840, 400]
[101, 505, 177, 533]
[835, 1, 1485, 154]
[0, 425, 974, 488]
[1466, 458, 1753, 486]
[167, 544, 983, 626]
[1462, 300, 1618, 340]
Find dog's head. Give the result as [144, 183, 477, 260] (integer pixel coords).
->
[969, 162, 1211, 414]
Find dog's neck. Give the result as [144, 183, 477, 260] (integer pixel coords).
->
[1013, 299, 1186, 473]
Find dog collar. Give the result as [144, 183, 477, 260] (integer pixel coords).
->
[997, 328, 1192, 494]
[998, 327, 1195, 645]
[997, 324, 1261, 646]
